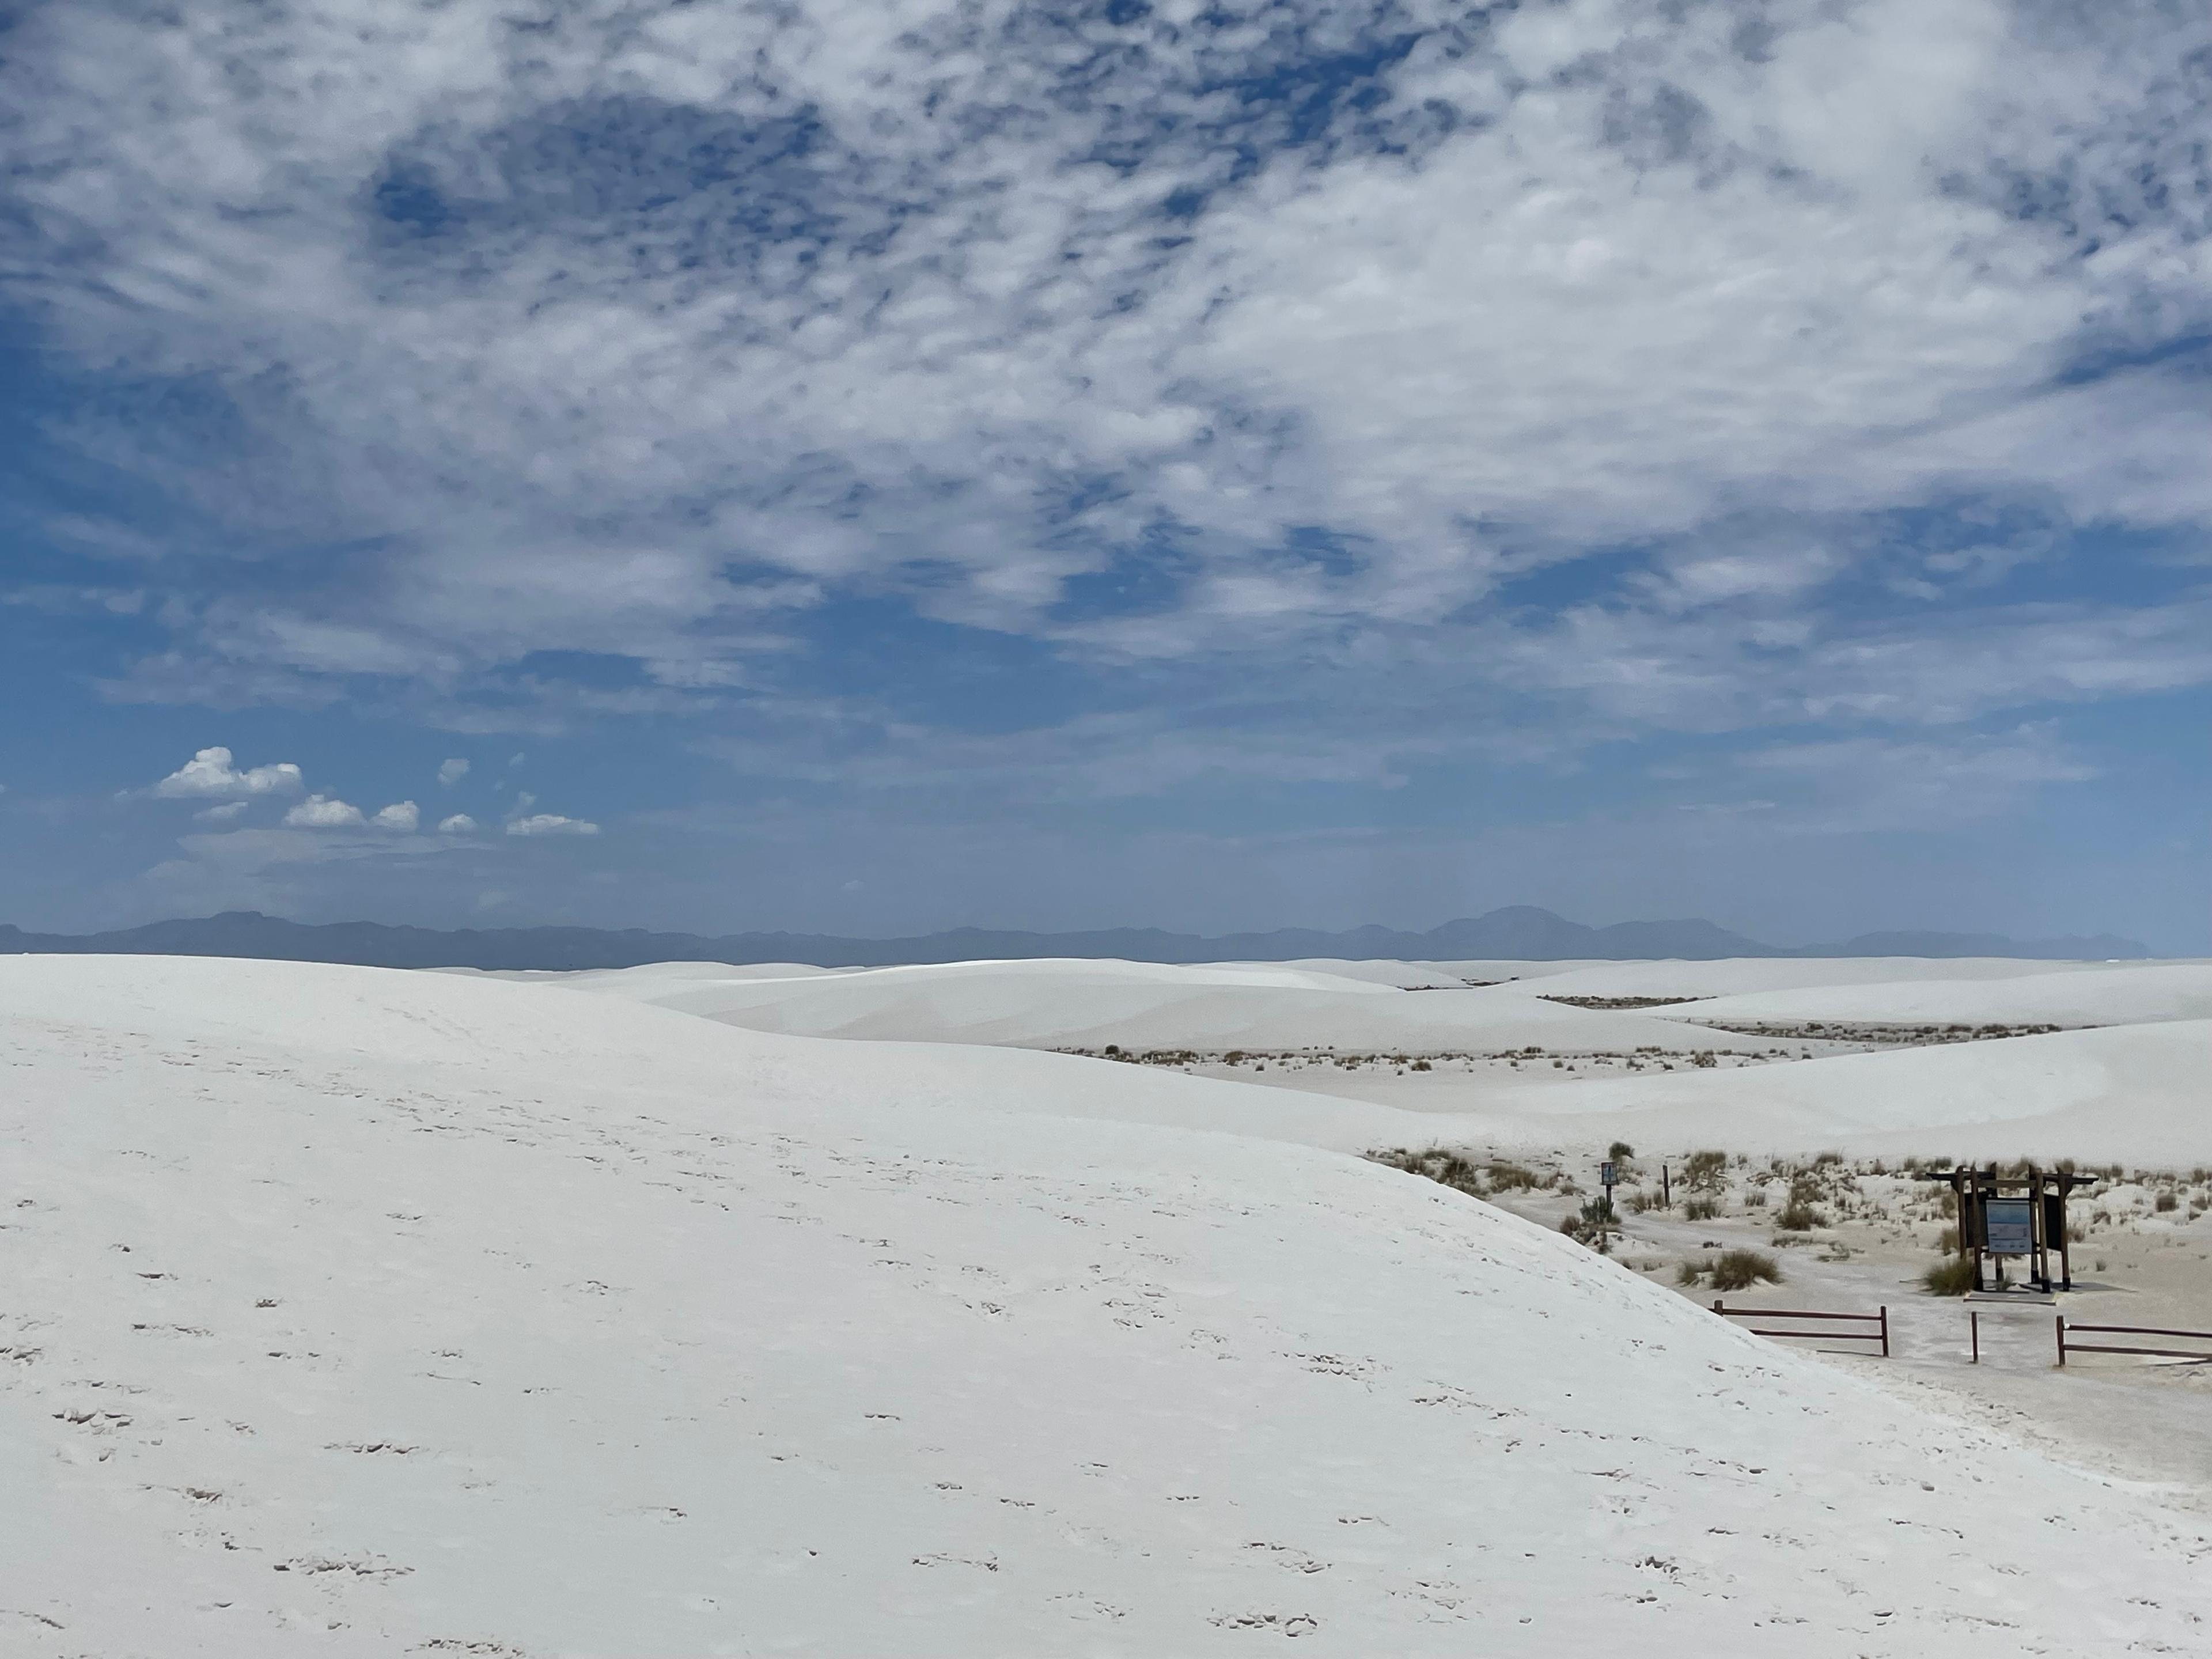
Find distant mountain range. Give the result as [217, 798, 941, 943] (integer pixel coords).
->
[0, 906, 2152, 970]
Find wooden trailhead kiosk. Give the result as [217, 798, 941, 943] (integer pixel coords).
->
[1931, 1165, 2093, 1293]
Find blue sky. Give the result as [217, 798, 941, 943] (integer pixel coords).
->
[3, 0, 2210, 948]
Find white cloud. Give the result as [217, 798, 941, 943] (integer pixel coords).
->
[438, 813, 478, 834]
[437, 758, 469, 786]
[12, 0, 2211, 706]
[506, 813, 600, 836]
[1739, 725, 2098, 830]
[370, 800, 421, 832]
[153, 746, 304, 798]
[194, 800, 250, 823]
[282, 794, 366, 828]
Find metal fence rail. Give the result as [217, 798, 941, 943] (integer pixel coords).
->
[2057, 1317, 2212, 1366]
[1713, 1301, 1889, 1358]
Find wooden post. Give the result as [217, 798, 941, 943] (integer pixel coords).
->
[1970, 1309, 1979, 1365]
[1662, 1163, 1671, 1207]
[2029, 1166, 2045, 1292]
[1971, 1168, 1988, 1293]
[2056, 1174, 2074, 1291]
[2055, 1314, 2067, 1368]
[1878, 1305, 1889, 1359]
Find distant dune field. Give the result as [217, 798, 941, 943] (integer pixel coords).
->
[540, 954, 2212, 1166]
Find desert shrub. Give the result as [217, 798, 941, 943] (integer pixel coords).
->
[2156, 1190, 2179, 1213]
[1560, 1198, 1618, 1254]
[1607, 1141, 1637, 1171]
[1486, 1161, 1542, 1191]
[1675, 1260, 1704, 1286]
[1743, 1187, 1767, 1209]
[1681, 1150, 1729, 1195]
[1628, 1187, 1666, 1213]
[1770, 1170, 1830, 1232]
[1411, 1059, 1431, 1071]
[1683, 1198, 1721, 1222]
[1937, 1226, 1960, 1253]
[1708, 1249, 1782, 1291]
[1367, 1147, 1485, 1198]
[1921, 1255, 1978, 1296]
[1690, 1051, 1718, 1068]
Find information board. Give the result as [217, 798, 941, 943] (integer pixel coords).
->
[1983, 1196, 2035, 1256]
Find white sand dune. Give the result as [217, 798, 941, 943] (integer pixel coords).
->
[1681, 962, 2212, 1029]
[450, 959, 855, 986]
[1234, 957, 1590, 988]
[564, 955, 1740, 1055]
[518, 955, 2212, 1164]
[6, 955, 2210, 1654]
[1470, 955, 2144, 999]
[1456, 1021, 2212, 1164]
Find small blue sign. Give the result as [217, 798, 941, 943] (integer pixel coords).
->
[1983, 1197, 2035, 1256]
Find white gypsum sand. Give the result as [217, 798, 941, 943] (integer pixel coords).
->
[7, 955, 2211, 1655]
[548, 954, 2212, 1166]
[551, 955, 1751, 1056]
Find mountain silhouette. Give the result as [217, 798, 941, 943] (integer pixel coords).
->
[0, 907, 2150, 970]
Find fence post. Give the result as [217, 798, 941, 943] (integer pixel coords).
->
[2055, 1314, 2066, 1368]
[1879, 1305, 1889, 1359]
[1970, 1309, 1979, 1365]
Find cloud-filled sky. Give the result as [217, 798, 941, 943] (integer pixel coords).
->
[2, 0, 2208, 947]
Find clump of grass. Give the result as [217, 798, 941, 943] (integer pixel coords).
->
[1681, 1150, 1729, 1195]
[1628, 1187, 1666, 1213]
[1772, 1171, 1831, 1232]
[1682, 1197, 1721, 1222]
[2155, 1190, 2179, 1213]
[1921, 1255, 1978, 1296]
[1675, 1260, 1704, 1287]
[1485, 1161, 1546, 1192]
[1366, 1146, 1486, 1198]
[1708, 1249, 1782, 1291]
[1559, 1197, 1619, 1255]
